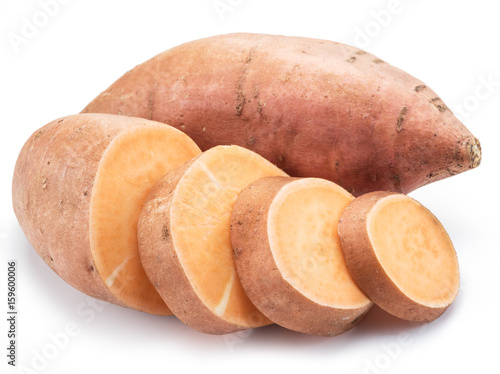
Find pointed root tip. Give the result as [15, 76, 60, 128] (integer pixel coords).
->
[468, 138, 481, 169]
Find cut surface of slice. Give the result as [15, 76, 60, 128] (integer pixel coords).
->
[231, 177, 372, 336]
[138, 145, 288, 334]
[90, 123, 201, 315]
[338, 191, 459, 321]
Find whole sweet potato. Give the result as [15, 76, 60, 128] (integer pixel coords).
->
[83, 33, 481, 195]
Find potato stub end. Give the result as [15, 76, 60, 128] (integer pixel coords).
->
[90, 124, 200, 315]
[469, 137, 481, 169]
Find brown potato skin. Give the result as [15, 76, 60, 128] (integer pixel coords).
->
[13, 114, 126, 306]
[231, 176, 372, 336]
[12, 113, 182, 311]
[83, 33, 481, 196]
[338, 191, 449, 322]
[138, 157, 245, 335]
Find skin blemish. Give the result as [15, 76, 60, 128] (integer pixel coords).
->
[257, 100, 264, 114]
[162, 224, 170, 240]
[430, 98, 448, 112]
[397, 107, 408, 132]
[34, 129, 45, 140]
[235, 48, 255, 116]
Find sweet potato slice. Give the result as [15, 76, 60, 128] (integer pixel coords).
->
[338, 191, 460, 321]
[12, 113, 201, 314]
[138, 145, 288, 334]
[230, 177, 372, 336]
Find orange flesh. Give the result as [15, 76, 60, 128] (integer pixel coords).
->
[268, 179, 370, 308]
[368, 195, 459, 308]
[90, 124, 200, 315]
[170, 146, 287, 327]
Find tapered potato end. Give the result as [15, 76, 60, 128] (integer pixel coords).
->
[231, 177, 372, 336]
[338, 192, 459, 322]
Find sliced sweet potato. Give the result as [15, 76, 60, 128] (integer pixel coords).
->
[231, 177, 372, 336]
[12, 113, 201, 314]
[338, 191, 460, 321]
[138, 145, 288, 334]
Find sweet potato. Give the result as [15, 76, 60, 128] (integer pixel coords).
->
[231, 177, 372, 336]
[138, 145, 287, 334]
[12, 113, 201, 314]
[338, 191, 459, 321]
[83, 33, 481, 196]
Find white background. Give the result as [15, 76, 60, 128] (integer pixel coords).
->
[1, 1, 499, 373]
